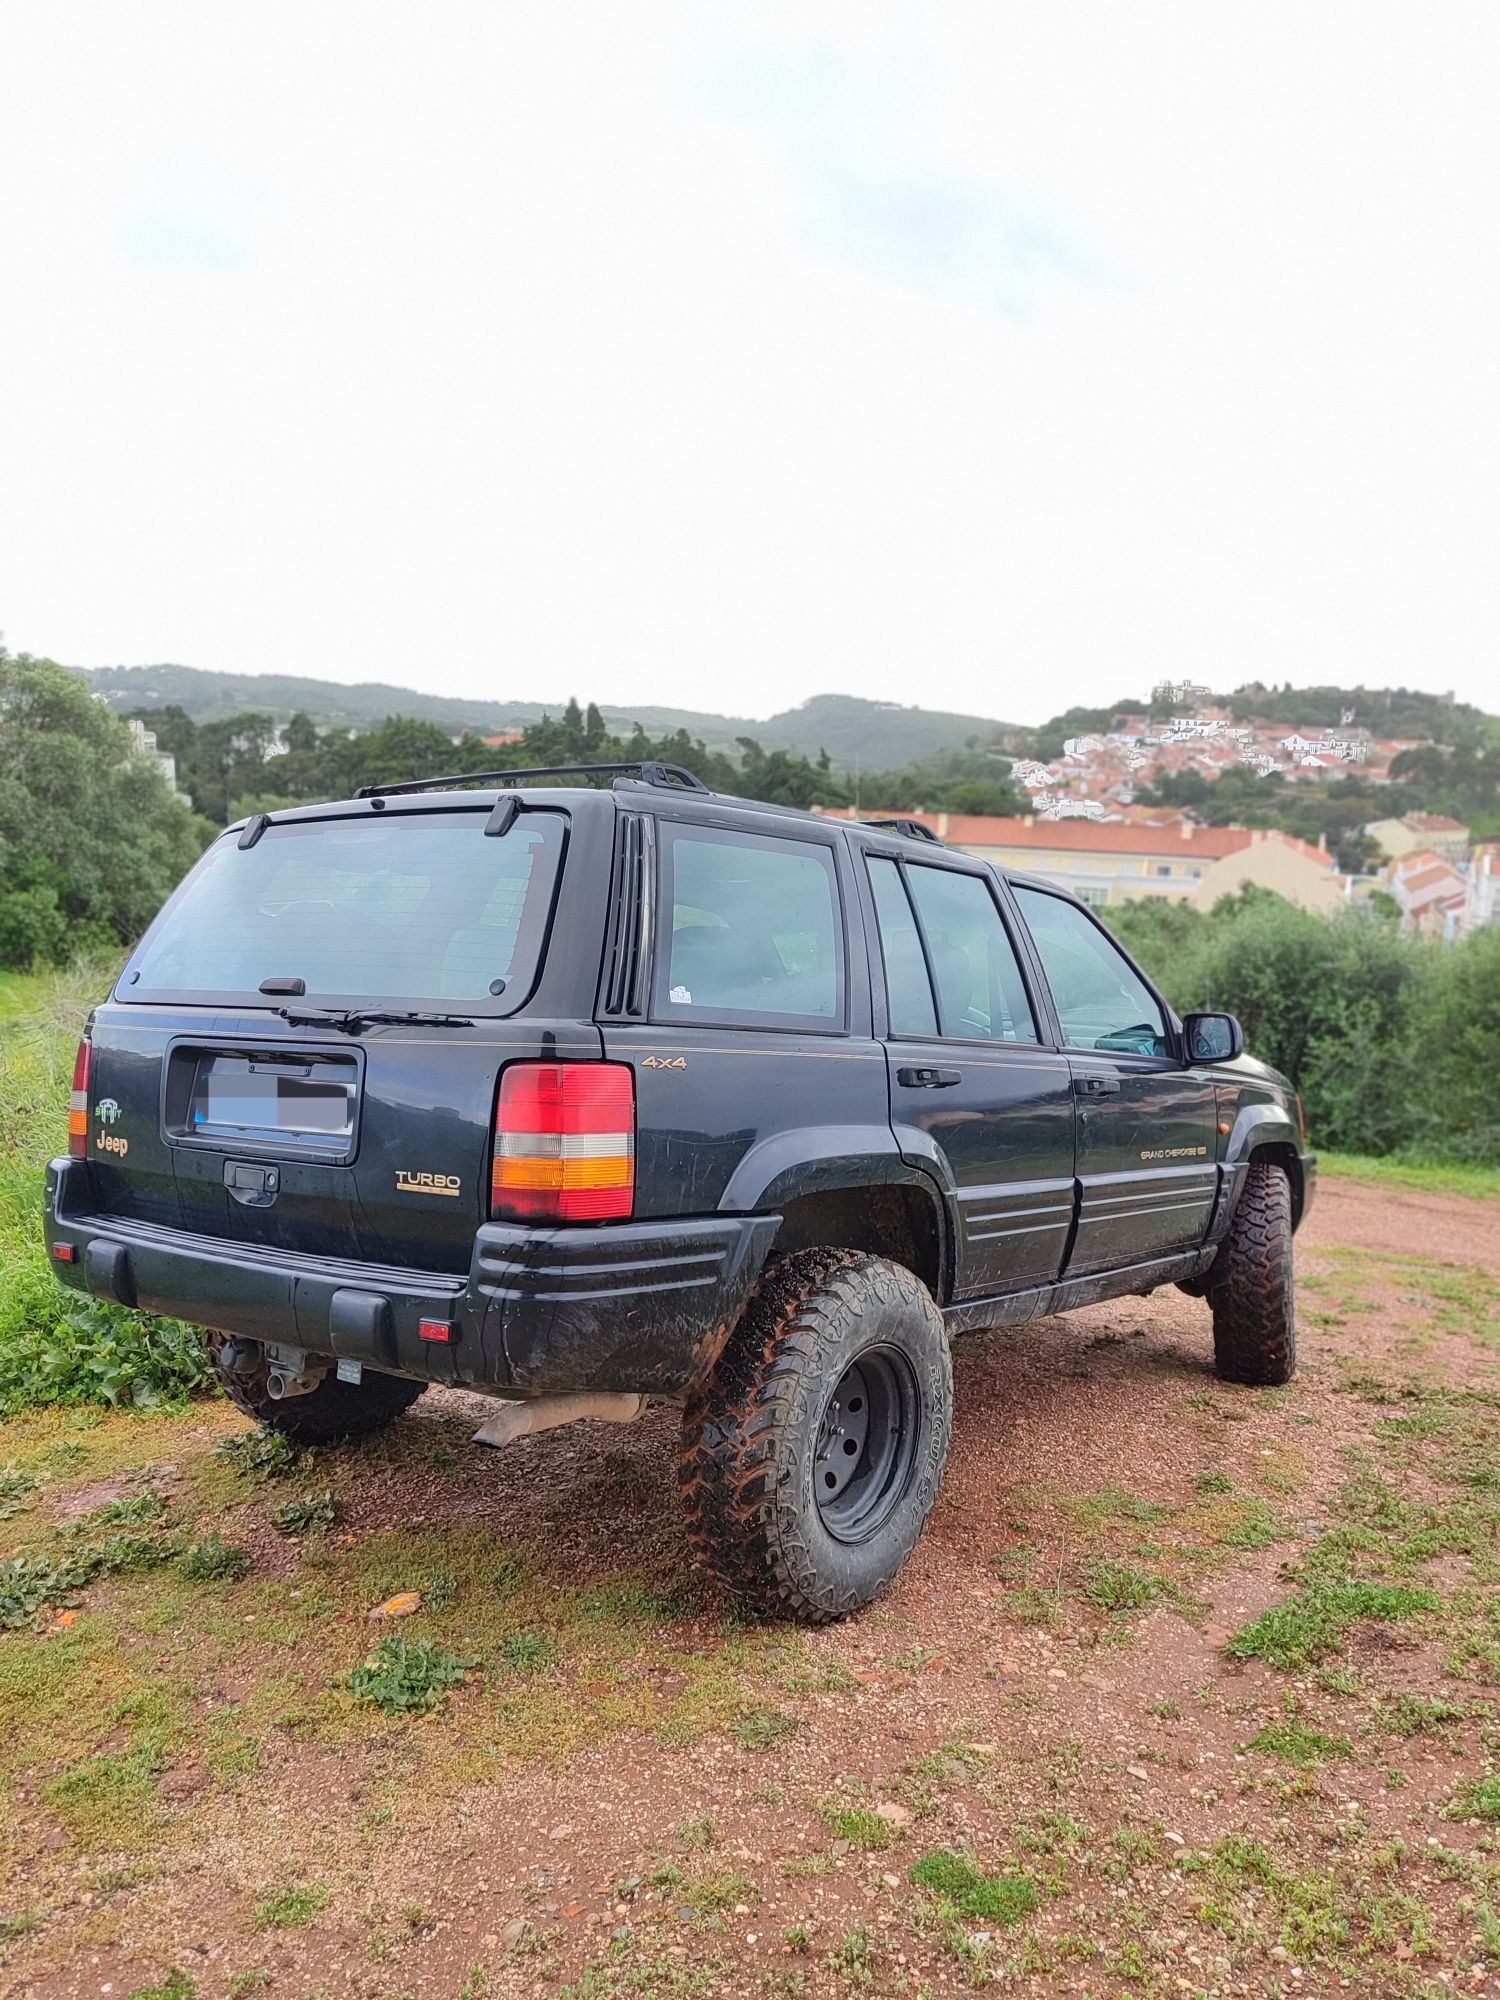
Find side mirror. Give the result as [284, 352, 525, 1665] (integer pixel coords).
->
[1183, 1011, 1244, 1063]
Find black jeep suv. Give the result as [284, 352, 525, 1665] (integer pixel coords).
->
[45, 762, 1313, 1621]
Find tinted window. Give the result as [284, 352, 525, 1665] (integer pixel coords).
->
[867, 858, 937, 1036]
[125, 812, 565, 1006]
[905, 866, 1037, 1043]
[1014, 887, 1170, 1057]
[659, 827, 842, 1026]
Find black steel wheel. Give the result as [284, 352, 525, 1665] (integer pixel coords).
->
[812, 1346, 921, 1544]
[680, 1249, 953, 1623]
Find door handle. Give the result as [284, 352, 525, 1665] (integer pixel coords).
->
[1075, 1075, 1121, 1096]
[897, 1066, 962, 1089]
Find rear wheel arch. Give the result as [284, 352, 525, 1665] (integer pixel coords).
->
[769, 1181, 948, 1304]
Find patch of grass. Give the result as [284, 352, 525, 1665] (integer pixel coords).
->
[820, 1804, 894, 1851]
[676, 1813, 715, 1851]
[346, 1637, 472, 1714]
[909, 1849, 1040, 1924]
[1226, 1580, 1437, 1670]
[179, 1534, 252, 1583]
[1063, 1484, 1170, 1531]
[1244, 1718, 1353, 1767]
[90, 1488, 166, 1526]
[215, 1429, 302, 1478]
[1319, 1152, 1500, 1202]
[730, 1706, 798, 1751]
[497, 1629, 553, 1673]
[1447, 1775, 1500, 1824]
[254, 1882, 330, 1928]
[225, 1973, 270, 1999]
[1194, 1470, 1233, 1495]
[0, 1531, 180, 1629]
[270, 1489, 336, 1536]
[1081, 1559, 1172, 1612]
[1383, 1693, 1467, 1737]
[127, 1973, 196, 2000]
[40, 1729, 167, 1847]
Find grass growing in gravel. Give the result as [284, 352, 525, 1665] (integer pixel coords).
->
[909, 1849, 1040, 1924]
[1227, 1579, 1437, 1670]
[1244, 1717, 1353, 1766]
[255, 1882, 330, 1928]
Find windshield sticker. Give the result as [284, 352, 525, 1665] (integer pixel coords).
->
[669, 985, 692, 1004]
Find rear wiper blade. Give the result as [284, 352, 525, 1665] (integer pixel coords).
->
[275, 1007, 474, 1034]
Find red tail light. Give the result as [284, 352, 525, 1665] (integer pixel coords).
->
[68, 1038, 92, 1158]
[492, 1062, 635, 1223]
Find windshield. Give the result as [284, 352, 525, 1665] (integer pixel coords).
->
[121, 810, 566, 1008]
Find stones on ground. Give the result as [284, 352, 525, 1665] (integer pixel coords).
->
[368, 1591, 423, 1620]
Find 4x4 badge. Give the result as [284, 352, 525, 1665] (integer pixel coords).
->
[641, 1056, 687, 1070]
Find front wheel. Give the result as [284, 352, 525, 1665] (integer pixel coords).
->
[679, 1249, 953, 1623]
[207, 1335, 427, 1445]
[1208, 1159, 1297, 1385]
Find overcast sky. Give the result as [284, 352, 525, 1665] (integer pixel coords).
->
[2, 3, 1496, 726]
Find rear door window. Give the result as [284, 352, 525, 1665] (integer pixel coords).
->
[656, 825, 844, 1029]
[122, 811, 565, 1009]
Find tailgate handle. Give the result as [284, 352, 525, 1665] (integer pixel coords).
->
[225, 1160, 281, 1207]
[896, 1066, 962, 1089]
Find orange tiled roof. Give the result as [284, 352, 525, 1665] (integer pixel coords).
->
[855, 813, 1332, 869]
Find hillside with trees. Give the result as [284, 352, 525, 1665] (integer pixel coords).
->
[137, 699, 1027, 825]
[78, 666, 1016, 771]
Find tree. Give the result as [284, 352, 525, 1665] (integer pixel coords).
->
[0, 651, 212, 968]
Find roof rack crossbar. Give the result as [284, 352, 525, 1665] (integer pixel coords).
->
[863, 817, 943, 844]
[355, 761, 712, 800]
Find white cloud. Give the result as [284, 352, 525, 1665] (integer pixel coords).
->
[0, 1, 1496, 725]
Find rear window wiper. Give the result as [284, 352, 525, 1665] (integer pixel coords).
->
[275, 1006, 475, 1034]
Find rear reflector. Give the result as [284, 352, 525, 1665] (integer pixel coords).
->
[492, 1062, 635, 1223]
[51, 1242, 78, 1263]
[68, 1038, 92, 1158]
[418, 1318, 453, 1344]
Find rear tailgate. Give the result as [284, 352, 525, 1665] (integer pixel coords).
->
[84, 1008, 602, 1273]
[79, 791, 617, 1275]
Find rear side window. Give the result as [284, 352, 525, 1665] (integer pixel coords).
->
[1013, 885, 1170, 1057]
[904, 865, 1038, 1043]
[656, 825, 843, 1028]
[867, 858, 937, 1036]
[122, 812, 565, 1008]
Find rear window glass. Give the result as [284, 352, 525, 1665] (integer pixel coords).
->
[657, 826, 843, 1028]
[122, 811, 565, 1007]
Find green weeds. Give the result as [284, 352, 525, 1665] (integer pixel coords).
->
[346, 1638, 472, 1714]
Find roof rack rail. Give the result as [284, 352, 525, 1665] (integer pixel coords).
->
[863, 816, 943, 844]
[355, 761, 712, 800]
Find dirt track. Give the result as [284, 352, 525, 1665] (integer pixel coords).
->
[4, 1175, 1499, 1999]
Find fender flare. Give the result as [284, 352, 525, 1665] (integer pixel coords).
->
[718, 1125, 954, 1299]
[1222, 1103, 1307, 1224]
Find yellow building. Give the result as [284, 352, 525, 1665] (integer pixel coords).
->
[837, 813, 1342, 914]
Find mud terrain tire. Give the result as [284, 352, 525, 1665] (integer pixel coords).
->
[1208, 1158, 1297, 1386]
[208, 1334, 426, 1445]
[680, 1249, 952, 1623]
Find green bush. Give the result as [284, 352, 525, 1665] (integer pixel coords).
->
[1108, 888, 1499, 1165]
[0, 964, 211, 1413]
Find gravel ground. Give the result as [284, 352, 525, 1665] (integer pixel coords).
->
[4, 1175, 1500, 2000]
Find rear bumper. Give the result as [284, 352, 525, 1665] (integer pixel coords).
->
[43, 1158, 780, 1397]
